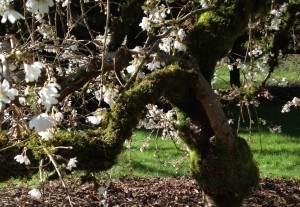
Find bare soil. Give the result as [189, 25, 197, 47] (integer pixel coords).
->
[0, 177, 299, 207]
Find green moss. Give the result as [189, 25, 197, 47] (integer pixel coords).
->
[102, 64, 198, 146]
[0, 65, 199, 182]
[289, 0, 300, 4]
[190, 137, 259, 206]
[27, 134, 45, 159]
[48, 130, 118, 171]
[0, 135, 36, 182]
[187, 0, 271, 82]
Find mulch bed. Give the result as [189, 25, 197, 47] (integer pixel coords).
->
[0, 177, 299, 207]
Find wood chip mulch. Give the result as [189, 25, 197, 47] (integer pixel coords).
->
[0, 177, 299, 207]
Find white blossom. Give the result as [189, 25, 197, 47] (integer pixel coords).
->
[0, 79, 18, 110]
[126, 64, 138, 74]
[38, 129, 53, 140]
[281, 103, 291, 113]
[258, 118, 267, 125]
[139, 17, 151, 31]
[200, 0, 209, 8]
[278, 78, 288, 86]
[147, 61, 162, 71]
[268, 3, 289, 31]
[228, 119, 234, 124]
[256, 62, 266, 73]
[159, 37, 172, 53]
[39, 83, 60, 110]
[177, 29, 186, 41]
[19, 97, 27, 106]
[86, 108, 105, 125]
[137, 72, 145, 79]
[71, 109, 77, 117]
[1, 9, 24, 23]
[87, 109, 105, 125]
[126, 55, 143, 74]
[28, 188, 42, 201]
[268, 125, 282, 133]
[24, 61, 45, 82]
[270, 18, 281, 31]
[249, 47, 263, 57]
[102, 86, 118, 106]
[174, 40, 186, 52]
[54, 112, 64, 122]
[292, 97, 300, 106]
[26, 0, 54, 15]
[282, 97, 300, 113]
[227, 64, 233, 71]
[66, 157, 78, 170]
[29, 113, 56, 133]
[14, 154, 31, 165]
[87, 115, 102, 125]
[62, 0, 70, 7]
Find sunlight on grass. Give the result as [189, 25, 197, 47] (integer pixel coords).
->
[107, 104, 300, 179]
[243, 132, 300, 178]
[108, 130, 190, 178]
[213, 54, 300, 89]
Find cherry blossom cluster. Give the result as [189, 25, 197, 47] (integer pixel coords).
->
[269, 3, 289, 31]
[282, 97, 300, 113]
[137, 104, 180, 142]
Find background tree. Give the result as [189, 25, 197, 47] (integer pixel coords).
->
[0, 0, 299, 206]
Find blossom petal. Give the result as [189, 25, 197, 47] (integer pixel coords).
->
[1, 13, 8, 23]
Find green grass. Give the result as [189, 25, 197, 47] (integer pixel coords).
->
[250, 132, 300, 178]
[0, 178, 40, 189]
[241, 104, 300, 178]
[108, 130, 190, 178]
[213, 54, 300, 89]
[106, 104, 300, 179]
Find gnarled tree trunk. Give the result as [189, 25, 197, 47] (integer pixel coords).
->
[5, 0, 300, 206]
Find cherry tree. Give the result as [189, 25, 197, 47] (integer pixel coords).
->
[0, 0, 299, 206]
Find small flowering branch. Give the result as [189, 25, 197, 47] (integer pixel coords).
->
[43, 146, 74, 207]
[99, 0, 111, 103]
[123, 27, 173, 89]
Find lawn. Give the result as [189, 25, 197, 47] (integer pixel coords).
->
[107, 102, 300, 179]
[213, 54, 300, 89]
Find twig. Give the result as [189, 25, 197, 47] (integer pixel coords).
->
[43, 147, 74, 207]
[99, 0, 111, 102]
[39, 159, 45, 207]
[0, 139, 27, 152]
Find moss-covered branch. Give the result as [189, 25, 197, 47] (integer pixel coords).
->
[0, 65, 198, 181]
[187, 0, 270, 82]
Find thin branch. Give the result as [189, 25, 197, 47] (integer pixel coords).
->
[99, 0, 111, 102]
[164, 7, 213, 26]
[44, 147, 74, 207]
